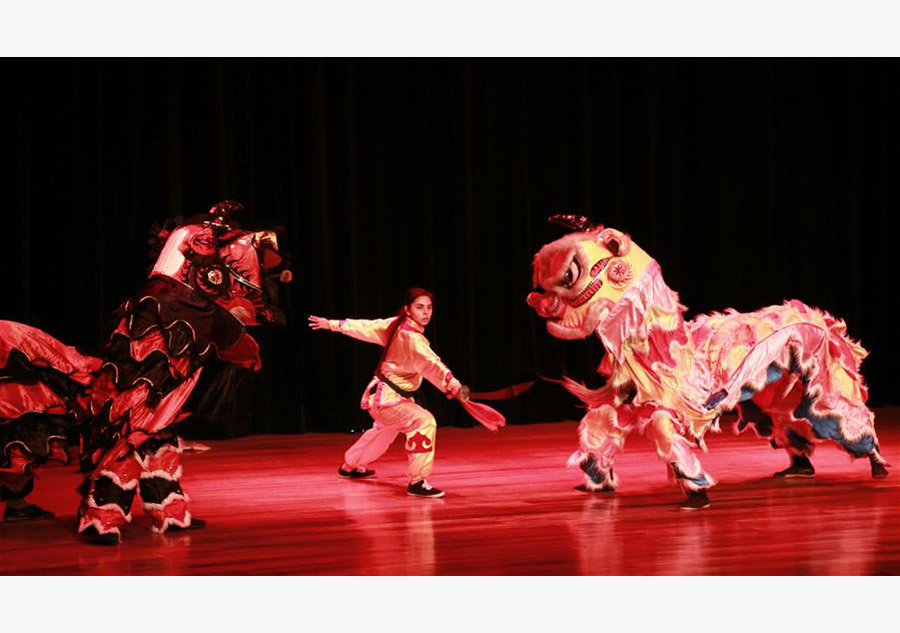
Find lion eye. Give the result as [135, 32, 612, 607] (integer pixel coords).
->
[561, 258, 580, 289]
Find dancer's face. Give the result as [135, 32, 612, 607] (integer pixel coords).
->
[405, 295, 433, 328]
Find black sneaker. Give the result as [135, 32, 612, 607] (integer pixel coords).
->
[81, 525, 119, 545]
[871, 459, 889, 479]
[3, 504, 55, 522]
[338, 466, 376, 479]
[574, 483, 615, 493]
[680, 490, 710, 510]
[407, 480, 445, 498]
[166, 518, 207, 532]
[774, 455, 815, 478]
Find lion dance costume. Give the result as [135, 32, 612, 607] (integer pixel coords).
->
[527, 215, 886, 509]
[0, 201, 291, 541]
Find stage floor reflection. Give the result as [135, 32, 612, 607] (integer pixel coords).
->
[3, 411, 899, 575]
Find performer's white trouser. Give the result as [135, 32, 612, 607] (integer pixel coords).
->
[345, 400, 436, 483]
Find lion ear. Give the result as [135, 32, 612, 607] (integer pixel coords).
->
[598, 228, 631, 256]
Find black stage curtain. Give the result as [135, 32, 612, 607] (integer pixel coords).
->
[2, 59, 898, 437]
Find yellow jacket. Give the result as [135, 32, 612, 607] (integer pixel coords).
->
[328, 316, 461, 409]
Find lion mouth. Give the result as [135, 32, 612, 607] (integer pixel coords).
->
[547, 298, 612, 340]
[570, 276, 603, 307]
[567, 258, 610, 308]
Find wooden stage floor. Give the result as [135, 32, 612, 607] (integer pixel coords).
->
[3, 410, 899, 575]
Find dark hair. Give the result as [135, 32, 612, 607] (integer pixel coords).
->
[376, 287, 433, 369]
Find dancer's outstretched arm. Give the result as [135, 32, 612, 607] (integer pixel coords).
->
[308, 315, 395, 346]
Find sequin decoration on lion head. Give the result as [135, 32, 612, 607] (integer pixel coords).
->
[150, 200, 292, 326]
[527, 214, 653, 340]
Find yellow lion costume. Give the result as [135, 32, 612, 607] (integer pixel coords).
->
[527, 215, 886, 509]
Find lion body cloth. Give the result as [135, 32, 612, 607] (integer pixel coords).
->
[527, 219, 886, 506]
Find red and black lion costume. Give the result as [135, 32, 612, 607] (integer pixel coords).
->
[0, 201, 290, 543]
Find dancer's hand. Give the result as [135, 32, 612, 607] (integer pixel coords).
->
[448, 383, 470, 401]
[308, 315, 331, 330]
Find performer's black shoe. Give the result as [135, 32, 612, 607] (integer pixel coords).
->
[166, 518, 207, 532]
[407, 480, 445, 498]
[338, 466, 376, 479]
[574, 483, 615, 493]
[680, 490, 710, 510]
[81, 525, 119, 545]
[871, 458, 889, 479]
[774, 455, 815, 478]
[3, 504, 55, 522]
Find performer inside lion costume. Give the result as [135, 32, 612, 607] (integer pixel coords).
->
[1, 201, 291, 541]
[527, 215, 887, 509]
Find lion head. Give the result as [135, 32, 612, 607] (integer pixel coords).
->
[527, 217, 652, 340]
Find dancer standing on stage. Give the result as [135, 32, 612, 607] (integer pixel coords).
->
[309, 288, 468, 498]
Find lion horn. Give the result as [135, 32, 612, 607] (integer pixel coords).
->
[548, 214, 596, 232]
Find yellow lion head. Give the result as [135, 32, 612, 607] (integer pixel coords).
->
[527, 216, 653, 340]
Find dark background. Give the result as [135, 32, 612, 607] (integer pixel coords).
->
[2, 59, 898, 437]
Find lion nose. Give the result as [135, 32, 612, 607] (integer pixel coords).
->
[527, 292, 565, 318]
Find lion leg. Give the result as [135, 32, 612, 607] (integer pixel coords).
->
[768, 414, 818, 478]
[735, 370, 814, 477]
[869, 449, 889, 479]
[644, 411, 714, 509]
[568, 405, 627, 493]
[755, 359, 887, 479]
[792, 395, 887, 479]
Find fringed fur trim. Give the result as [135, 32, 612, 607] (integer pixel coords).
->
[134, 449, 151, 470]
[135, 438, 183, 469]
[142, 491, 189, 511]
[706, 320, 877, 445]
[84, 496, 133, 522]
[577, 406, 629, 452]
[662, 435, 716, 491]
[77, 517, 123, 540]
[567, 451, 619, 490]
[674, 472, 713, 493]
[98, 469, 139, 491]
[151, 510, 192, 534]
[581, 472, 618, 491]
[139, 465, 183, 481]
[567, 450, 589, 469]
